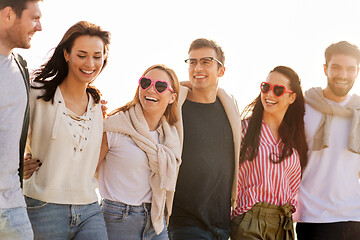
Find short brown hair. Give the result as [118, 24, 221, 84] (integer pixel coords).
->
[325, 41, 360, 66]
[0, 0, 42, 18]
[188, 38, 225, 67]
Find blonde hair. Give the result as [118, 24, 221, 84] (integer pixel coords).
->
[109, 64, 179, 125]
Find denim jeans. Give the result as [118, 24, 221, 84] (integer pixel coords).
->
[101, 198, 168, 240]
[168, 225, 229, 240]
[0, 207, 34, 240]
[25, 196, 108, 240]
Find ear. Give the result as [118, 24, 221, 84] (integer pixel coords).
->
[1, 7, 17, 24]
[168, 93, 177, 104]
[323, 64, 328, 77]
[218, 66, 225, 77]
[289, 92, 297, 105]
[63, 49, 69, 62]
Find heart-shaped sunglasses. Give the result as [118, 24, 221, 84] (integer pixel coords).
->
[139, 77, 174, 94]
[260, 82, 294, 97]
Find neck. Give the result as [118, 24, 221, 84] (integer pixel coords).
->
[262, 111, 285, 141]
[323, 87, 348, 103]
[0, 37, 12, 56]
[187, 87, 217, 103]
[59, 78, 88, 102]
[143, 112, 162, 131]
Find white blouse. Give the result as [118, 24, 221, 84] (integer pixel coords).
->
[24, 87, 103, 204]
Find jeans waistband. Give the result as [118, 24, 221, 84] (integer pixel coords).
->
[102, 199, 151, 212]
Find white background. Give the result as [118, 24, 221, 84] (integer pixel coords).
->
[17, 0, 360, 112]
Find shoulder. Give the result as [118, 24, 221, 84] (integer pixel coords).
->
[104, 113, 124, 130]
[178, 86, 190, 106]
[217, 88, 238, 106]
[350, 94, 360, 107]
[12, 53, 28, 66]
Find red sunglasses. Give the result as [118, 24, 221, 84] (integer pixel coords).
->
[260, 82, 294, 97]
[139, 77, 174, 94]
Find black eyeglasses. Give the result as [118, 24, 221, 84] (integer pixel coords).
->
[184, 57, 223, 67]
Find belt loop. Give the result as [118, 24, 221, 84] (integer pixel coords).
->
[126, 203, 130, 215]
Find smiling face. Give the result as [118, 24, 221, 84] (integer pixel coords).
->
[4, 1, 42, 51]
[188, 47, 225, 93]
[64, 35, 105, 85]
[139, 68, 177, 122]
[323, 54, 359, 102]
[261, 71, 296, 120]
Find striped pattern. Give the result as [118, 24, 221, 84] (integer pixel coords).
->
[232, 119, 301, 218]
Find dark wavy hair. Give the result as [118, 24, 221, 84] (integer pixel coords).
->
[31, 21, 111, 104]
[240, 66, 308, 170]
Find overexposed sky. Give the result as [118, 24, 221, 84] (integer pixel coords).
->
[17, 0, 360, 112]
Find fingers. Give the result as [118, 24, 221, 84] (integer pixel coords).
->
[23, 154, 42, 180]
[101, 99, 108, 119]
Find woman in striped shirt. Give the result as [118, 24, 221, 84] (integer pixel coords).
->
[230, 66, 308, 240]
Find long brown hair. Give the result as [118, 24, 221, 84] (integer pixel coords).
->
[240, 66, 308, 170]
[109, 64, 179, 125]
[32, 21, 111, 104]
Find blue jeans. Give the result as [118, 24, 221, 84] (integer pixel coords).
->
[0, 207, 33, 240]
[168, 226, 229, 240]
[101, 199, 168, 240]
[25, 196, 108, 240]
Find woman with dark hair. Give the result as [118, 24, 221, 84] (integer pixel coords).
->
[96, 64, 181, 240]
[23, 21, 110, 239]
[230, 66, 308, 240]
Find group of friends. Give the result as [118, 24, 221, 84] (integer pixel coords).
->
[1, 1, 360, 240]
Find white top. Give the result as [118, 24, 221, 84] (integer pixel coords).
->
[294, 95, 360, 222]
[0, 54, 27, 208]
[23, 87, 103, 204]
[98, 130, 159, 205]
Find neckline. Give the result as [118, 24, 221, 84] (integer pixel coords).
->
[262, 120, 281, 145]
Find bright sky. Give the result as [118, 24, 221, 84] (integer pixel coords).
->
[17, 0, 360, 112]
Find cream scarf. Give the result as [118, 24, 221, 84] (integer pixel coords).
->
[103, 103, 181, 234]
[305, 87, 360, 154]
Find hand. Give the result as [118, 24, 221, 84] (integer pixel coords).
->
[180, 81, 192, 89]
[101, 99, 108, 119]
[24, 153, 41, 180]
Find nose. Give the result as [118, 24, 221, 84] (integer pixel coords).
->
[338, 68, 347, 79]
[85, 57, 95, 68]
[147, 83, 157, 93]
[35, 20, 42, 32]
[266, 88, 276, 97]
[194, 61, 203, 71]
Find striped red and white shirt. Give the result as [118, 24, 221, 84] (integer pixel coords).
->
[232, 119, 301, 218]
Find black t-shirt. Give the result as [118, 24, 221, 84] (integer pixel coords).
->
[169, 98, 235, 231]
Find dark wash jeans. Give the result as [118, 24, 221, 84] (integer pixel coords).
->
[296, 221, 360, 240]
[168, 226, 229, 240]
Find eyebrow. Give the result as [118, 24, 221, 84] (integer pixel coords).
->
[77, 50, 103, 54]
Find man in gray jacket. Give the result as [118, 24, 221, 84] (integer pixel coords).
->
[0, 0, 42, 238]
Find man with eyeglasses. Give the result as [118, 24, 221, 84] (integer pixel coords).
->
[168, 38, 241, 240]
[295, 41, 360, 240]
[0, 0, 42, 239]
